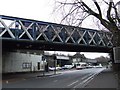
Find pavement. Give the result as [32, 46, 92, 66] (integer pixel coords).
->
[85, 68, 119, 89]
[2, 70, 62, 83]
[2, 68, 119, 89]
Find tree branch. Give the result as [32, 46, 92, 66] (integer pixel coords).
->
[107, 1, 114, 23]
[56, 0, 120, 33]
[93, 0, 102, 17]
[100, 19, 112, 31]
[60, 7, 79, 24]
[103, 0, 109, 5]
[113, 3, 120, 24]
[79, 1, 99, 17]
[106, 1, 119, 31]
[77, 0, 113, 31]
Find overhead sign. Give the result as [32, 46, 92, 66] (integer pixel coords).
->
[56, 56, 69, 60]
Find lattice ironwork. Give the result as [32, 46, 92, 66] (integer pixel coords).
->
[0, 15, 113, 47]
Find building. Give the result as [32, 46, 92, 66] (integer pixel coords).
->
[72, 52, 86, 65]
[44, 53, 72, 67]
[2, 51, 44, 73]
[2, 50, 73, 73]
[56, 55, 71, 67]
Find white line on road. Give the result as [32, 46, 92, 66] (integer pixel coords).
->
[82, 74, 95, 84]
[67, 80, 79, 87]
[81, 73, 93, 80]
[73, 73, 95, 88]
[53, 80, 58, 82]
[73, 68, 105, 88]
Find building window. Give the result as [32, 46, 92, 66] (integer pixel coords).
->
[22, 62, 31, 69]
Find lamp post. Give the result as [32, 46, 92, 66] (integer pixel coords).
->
[42, 55, 46, 76]
[53, 54, 57, 75]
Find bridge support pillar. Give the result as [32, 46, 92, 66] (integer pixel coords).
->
[113, 47, 120, 64]
[0, 40, 2, 89]
[113, 47, 120, 89]
[113, 47, 120, 72]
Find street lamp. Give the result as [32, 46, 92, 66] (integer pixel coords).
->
[53, 54, 57, 75]
[42, 55, 46, 76]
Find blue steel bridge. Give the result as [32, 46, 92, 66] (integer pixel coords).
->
[0, 15, 113, 52]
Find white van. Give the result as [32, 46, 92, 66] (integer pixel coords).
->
[76, 62, 87, 70]
[62, 65, 73, 69]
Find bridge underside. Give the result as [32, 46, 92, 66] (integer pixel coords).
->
[2, 39, 112, 53]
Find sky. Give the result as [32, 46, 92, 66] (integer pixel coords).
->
[0, 0, 111, 59]
[45, 51, 109, 59]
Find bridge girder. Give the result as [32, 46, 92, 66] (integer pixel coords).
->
[0, 15, 113, 52]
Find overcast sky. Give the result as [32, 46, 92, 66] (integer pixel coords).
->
[0, 0, 111, 59]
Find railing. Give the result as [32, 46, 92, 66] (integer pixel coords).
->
[0, 15, 113, 47]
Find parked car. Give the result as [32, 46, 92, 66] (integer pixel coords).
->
[86, 65, 94, 68]
[62, 65, 73, 70]
[49, 67, 55, 71]
[94, 64, 103, 68]
[56, 66, 62, 70]
[49, 67, 62, 71]
[76, 62, 87, 70]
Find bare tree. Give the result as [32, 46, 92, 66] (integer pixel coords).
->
[55, 1, 120, 86]
[55, 0, 120, 47]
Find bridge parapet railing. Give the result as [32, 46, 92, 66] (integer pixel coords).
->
[0, 15, 113, 47]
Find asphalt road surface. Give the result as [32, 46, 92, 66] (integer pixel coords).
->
[3, 68, 105, 89]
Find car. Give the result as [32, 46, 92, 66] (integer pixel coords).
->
[76, 62, 87, 70]
[62, 65, 73, 70]
[49, 67, 62, 71]
[49, 67, 55, 71]
[56, 66, 62, 70]
[86, 65, 94, 68]
[94, 64, 103, 68]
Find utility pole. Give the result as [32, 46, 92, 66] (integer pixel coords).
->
[53, 54, 57, 75]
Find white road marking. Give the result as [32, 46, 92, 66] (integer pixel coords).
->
[73, 68, 105, 88]
[73, 73, 96, 88]
[67, 80, 79, 87]
[53, 80, 58, 82]
[81, 73, 93, 80]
